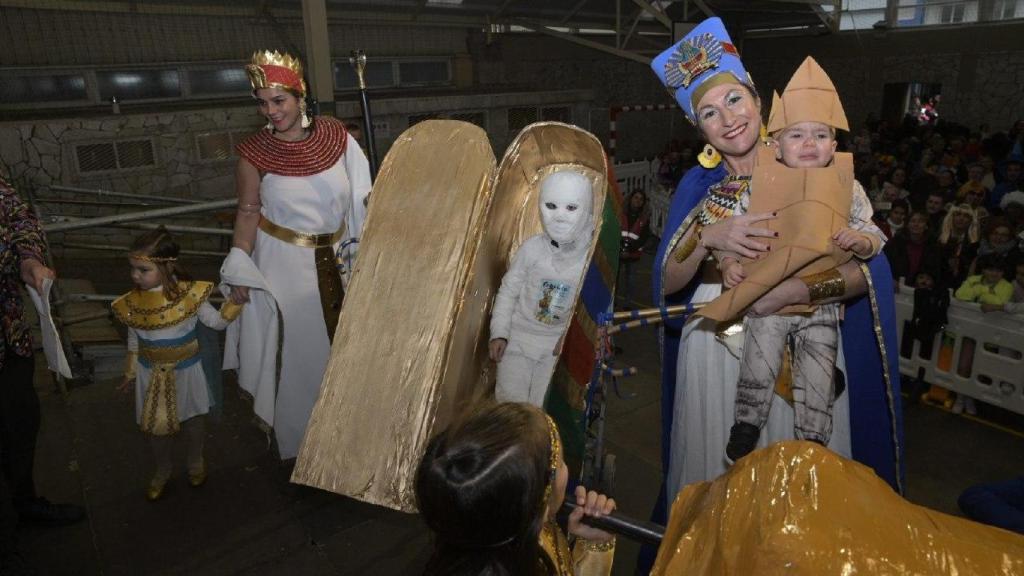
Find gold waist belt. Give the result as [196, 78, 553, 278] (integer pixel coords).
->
[258, 216, 346, 343]
[259, 216, 344, 248]
[138, 339, 199, 436]
[139, 339, 199, 365]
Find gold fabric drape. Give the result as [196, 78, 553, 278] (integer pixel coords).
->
[653, 441, 1024, 575]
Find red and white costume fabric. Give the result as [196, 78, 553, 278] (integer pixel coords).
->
[222, 116, 371, 459]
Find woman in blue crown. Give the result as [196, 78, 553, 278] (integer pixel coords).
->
[648, 18, 904, 516]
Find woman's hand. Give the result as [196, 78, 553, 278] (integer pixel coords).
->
[488, 338, 507, 362]
[700, 212, 777, 259]
[117, 377, 134, 395]
[20, 259, 56, 294]
[748, 277, 809, 317]
[227, 285, 250, 305]
[567, 485, 616, 543]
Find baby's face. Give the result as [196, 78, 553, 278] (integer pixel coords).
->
[776, 121, 837, 168]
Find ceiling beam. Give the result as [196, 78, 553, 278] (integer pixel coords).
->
[621, 7, 646, 48]
[631, 0, 672, 29]
[692, 0, 715, 17]
[559, 0, 591, 25]
[512, 19, 651, 65]
[493, 0, 516, 17]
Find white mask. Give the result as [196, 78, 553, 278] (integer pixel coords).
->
[539, 170, 593, 246]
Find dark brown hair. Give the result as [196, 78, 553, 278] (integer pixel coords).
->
[129, 227, 192, 300]
[415, 402, 554, 576]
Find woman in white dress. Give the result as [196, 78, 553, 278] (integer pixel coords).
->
[221, 50, 371, 460]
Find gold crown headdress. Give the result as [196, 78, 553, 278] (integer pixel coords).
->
[130, 253, 177, 263]
[245, 50, 306, 96]
[767, 56, 848, 134]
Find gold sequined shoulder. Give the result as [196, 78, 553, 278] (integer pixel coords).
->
[111, 281, 213, 330]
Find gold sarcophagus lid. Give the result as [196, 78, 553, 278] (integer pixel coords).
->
[291, 120, 613, 512]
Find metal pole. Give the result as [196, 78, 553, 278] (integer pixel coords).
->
[350, 50, 380, 178]
[55, 242, 228, 258]
[42, 199, 237, 233]
[34, 198, 168, 208]
[44, 216, 234, 237]
[58, 293, 225, 304]
[48, 185, 202, 205]
[58, 310, 111, 327]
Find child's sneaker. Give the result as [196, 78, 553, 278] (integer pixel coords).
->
[951, 396, 965, 414]
[963, 396, 977, 415]
[726, 422, 760, 463]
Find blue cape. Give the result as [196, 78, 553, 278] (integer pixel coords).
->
[648, 163, 905, 516]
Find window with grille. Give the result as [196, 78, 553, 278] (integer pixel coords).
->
[398, 61, 450, 85]
[939, 3, 966, 22]
[334, 61, 395, 90]
[187, 67, 250, 97]
[408, 112, 444, 127]
[507, 107, 539, 133]
[449, 111, 487, 128]
[195, 132, 235, 161]
[195, 131, 258, 161]
[993, 0, 1017, 18]
[541, 106, 572, 123]
[96, 69, 181, 101]
[0, 74, 88, 104]
[75, 139, 157, 173]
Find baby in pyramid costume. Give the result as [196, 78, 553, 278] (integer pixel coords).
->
[699, 57, 887, 462]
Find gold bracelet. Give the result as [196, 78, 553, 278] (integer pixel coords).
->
[672, 224, 704, 263]
[799, 268, 845, 303]
[123, 351, 138, 381]
[220, 300, 244, 322]
[579, 537, 616, 552]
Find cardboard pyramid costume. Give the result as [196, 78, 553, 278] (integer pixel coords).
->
[697, 57, 856, 323]
[290, 121, 618, 512]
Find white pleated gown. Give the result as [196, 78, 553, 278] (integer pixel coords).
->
[226, 133, 370, 459]
[666, 281, 853, 499]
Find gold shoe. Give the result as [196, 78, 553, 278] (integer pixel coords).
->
[146, 477, 168, 501]
[188, 460, 207, 488]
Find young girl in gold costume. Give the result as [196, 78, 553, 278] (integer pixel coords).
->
[112, 228, 241, 500]
[416, 402, 615, 576]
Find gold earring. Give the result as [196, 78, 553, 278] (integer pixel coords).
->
[698, 143, 722, 169]
[299, 99, 311, 129]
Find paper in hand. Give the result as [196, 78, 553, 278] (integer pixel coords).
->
[26, 277, 73, 378]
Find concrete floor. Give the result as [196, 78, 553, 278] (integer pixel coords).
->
[17, 253, 1024, 575]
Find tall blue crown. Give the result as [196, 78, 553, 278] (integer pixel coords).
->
[651, 17, 752, 125]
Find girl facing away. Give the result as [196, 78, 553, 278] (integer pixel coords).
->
[112, 228, 242, 500]
[416, 402, 616, 576]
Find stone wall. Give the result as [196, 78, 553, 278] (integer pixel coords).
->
[0, 89, 592, 258]
[0, 107, 264, 256]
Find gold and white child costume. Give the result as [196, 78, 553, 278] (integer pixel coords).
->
[112, 281, 239, 433]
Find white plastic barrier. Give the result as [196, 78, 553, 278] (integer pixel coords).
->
[647, 184, 671, 238]
[615, 160, 652, 199]
[894, 284, 1024, 415]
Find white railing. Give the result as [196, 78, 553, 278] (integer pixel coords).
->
[614, 159, 652, 199]
[613, 159, 673, 238]
[894, 283, 1024, 416]
[647, 184, 671, 238]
